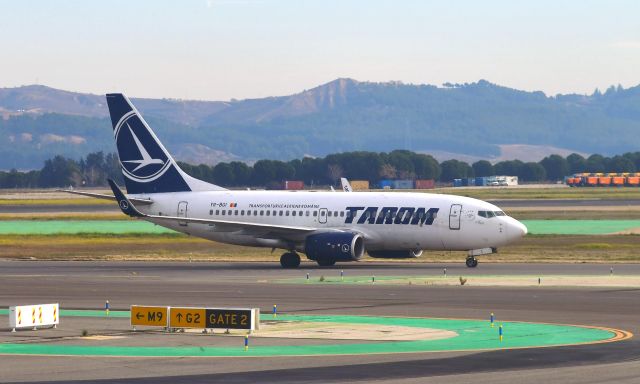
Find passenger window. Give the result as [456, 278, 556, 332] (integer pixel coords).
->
[247, 210, 251, 216]
[279, 211, 283, 216]
[209, 209, 213, 215]
[313, 211, 317, 217]
[327, 211, 332, 217]
[273, 210, 276, 216]
[221, 210, 226, 216]
[228, 210, 232, 215]
[286, 211, 290, 216]
[334, 211, 338, 217]
[260, 210, 264, 216]
[340, 211, 344, 217]
[292, 211, 296, 216]
[215, 210, 219, 215]
[254, 210, 258, 216]
[266, 211, 270, 216]
[234, 211, 238, 216]
[241, 210, 245, 215]
[306, 211, 310, 216]
[299, 211, 303, 216]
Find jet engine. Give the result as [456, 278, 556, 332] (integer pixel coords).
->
[304, 232, 365, 264]
[367, 249, 423, 258]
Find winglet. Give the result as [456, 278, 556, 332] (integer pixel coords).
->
[107, 179, 144, 218]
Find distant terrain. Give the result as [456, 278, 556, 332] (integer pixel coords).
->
[1, 79, 639, 169]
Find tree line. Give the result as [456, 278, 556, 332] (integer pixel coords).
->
[2, 150, 640, 189]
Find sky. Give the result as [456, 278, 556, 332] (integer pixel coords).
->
[1, 0, 639, 100]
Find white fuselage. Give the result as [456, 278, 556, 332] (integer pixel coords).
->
[133, 190, 527, 254]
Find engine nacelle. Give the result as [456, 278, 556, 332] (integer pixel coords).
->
[368, 249, 423, 259]
[304, 232, 365, 262]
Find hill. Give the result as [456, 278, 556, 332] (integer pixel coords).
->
[1, 79, 639, 169]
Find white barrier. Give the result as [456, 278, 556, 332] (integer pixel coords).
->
[9, 303, 59, 331]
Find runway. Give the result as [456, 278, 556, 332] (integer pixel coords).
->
[0, 261, 637, 383]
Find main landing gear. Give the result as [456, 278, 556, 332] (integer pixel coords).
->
[280, 252, 301, 268]
[465, 256, 478, 268]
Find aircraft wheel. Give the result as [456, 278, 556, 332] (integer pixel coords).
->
[280, 252, 301, 268]
[466, 257, 478, 268]
[317, 258, 336, 267]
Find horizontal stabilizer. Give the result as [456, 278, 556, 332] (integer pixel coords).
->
[57, 189, 153, 205]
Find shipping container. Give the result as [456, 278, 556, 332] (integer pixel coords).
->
[393, 180, 415, 189]
[612, 177, 625, 186]
[283, 180, 304, 190]
[350, 180, 370, 190]
[415, 179, 435, 189]
[475, 177, 487, 186]
[585, 177, 598, 186]
[627, 177, 640, 186]
[379, 179, 394, 189]
[598, 177, 612, 186]
[453, 179, 463, 187]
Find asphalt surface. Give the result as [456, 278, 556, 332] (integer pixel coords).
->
[0, 261, 638, 383]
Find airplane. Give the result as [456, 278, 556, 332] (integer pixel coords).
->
[67, 93, 528, 269]
[340, 177, 353, 192]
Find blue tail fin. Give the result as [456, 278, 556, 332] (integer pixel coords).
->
[106, 93, 224, 194]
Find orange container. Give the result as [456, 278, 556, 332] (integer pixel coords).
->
[627, 177, 640, 186]
[612, 177, 625, 186]
[598, 177, 612, 186]
[586, 177, 599, 186]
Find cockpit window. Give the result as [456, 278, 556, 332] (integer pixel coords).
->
[478, 210, 500, 218]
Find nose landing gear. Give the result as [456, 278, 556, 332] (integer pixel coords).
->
[280, 252, 301, 268]
[465, 256, 478, 268]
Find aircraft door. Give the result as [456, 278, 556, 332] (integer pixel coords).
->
[177, 201, 188, 226]
[449, 204, 461, 230]
[318, 208, 328, 224]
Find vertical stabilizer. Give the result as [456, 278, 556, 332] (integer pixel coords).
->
[105, 93, 225, 194]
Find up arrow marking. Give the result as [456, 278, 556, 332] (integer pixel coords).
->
[136, 312, 143, 320]
[176, 313, 183, 322]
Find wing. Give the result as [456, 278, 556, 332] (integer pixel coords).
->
[57, 189, 154, 205]
[107, 179, 318, 238]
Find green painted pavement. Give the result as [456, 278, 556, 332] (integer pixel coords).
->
[0, 220, 639, 235]
[521, 220, 640, 235]
[0, 220, 174, 235]
[0, 310, 616, 357]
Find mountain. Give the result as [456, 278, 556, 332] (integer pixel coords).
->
[1, 79, 640, 169]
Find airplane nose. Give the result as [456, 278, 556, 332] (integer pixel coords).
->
[512, 220, 528, 237]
